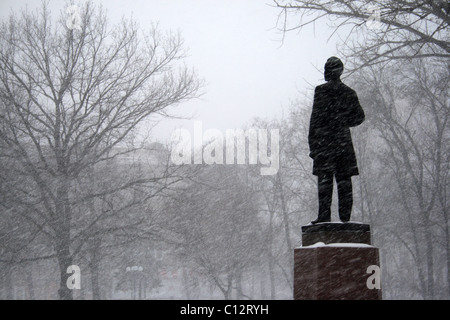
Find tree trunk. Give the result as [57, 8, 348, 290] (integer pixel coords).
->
[424, 217, 435, 299]
[90, 237, 102, 300]
[260, 267, 266, 299]
[54, 176, 74, 300]
[446, 216, 450, 298]
[26, 263, 35, 300]
[182, 267, 192, 300]
[268, 211, 276, 299]
[57, 251, 73, 300]
[235, 270, 243, 299]
[277, 172, 293, 287]
[3, 264, 13, 300]
[55, 207, 73, 300]
[222, 274, 233, 300]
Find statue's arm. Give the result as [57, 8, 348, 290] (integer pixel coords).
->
[344, 89, 365, 127]
[308, 87, 321, 159]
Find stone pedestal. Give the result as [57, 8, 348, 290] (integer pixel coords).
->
[301, 222, 371, 246]
[294, 222, 382, 300]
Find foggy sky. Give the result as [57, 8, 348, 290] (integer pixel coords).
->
[0, 0, 344, 143]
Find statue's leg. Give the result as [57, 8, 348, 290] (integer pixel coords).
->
[313, 173, 333, 223]
[336, 175, 352, 222]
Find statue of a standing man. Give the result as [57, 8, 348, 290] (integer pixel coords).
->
[308, 57, 365, 224]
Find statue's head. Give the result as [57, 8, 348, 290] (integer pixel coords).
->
[324, 56, 343, 81]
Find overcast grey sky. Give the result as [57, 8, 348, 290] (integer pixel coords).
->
[0, 0, 345, 143]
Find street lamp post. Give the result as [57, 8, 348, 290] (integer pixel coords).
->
[126, 266, 144, 300]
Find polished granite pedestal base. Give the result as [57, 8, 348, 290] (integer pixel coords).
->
[294, 222, 382, 300]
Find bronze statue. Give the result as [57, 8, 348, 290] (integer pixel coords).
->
[308, 57, 365, 224]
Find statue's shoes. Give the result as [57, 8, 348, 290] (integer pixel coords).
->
[310, 218, 331, 224]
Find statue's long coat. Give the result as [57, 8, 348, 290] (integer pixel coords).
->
[308, 80, 365, 177]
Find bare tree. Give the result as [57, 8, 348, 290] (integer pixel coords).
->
[66, 143, 182, 299]
[351, 58, 449, 299]
[163, 165, 264, 299]
[272, 0, 449, 299]
[273, 0, 449, 70]
[0, 2, 200, 299]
